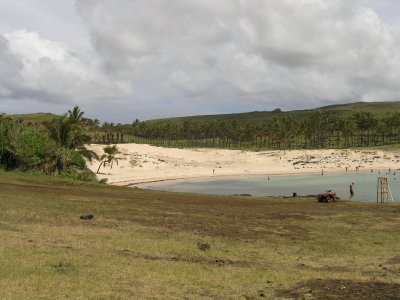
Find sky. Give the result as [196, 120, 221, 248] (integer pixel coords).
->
[1, 0, 400, 122]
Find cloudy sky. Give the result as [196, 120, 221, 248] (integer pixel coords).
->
[1, 0, 400, 122]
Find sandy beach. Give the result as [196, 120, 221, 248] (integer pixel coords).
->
[86, 144, 400, 186]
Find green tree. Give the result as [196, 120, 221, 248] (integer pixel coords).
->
[97, 145, 120, 173]
[0, 116, 88, 175]
[302, 111, 331, 148]
[352, 111, 377, 131]
[44, 111, 98, 162]
[341, 118, 357, 147]
[374, 120, 388, 145]
[68, 106, 85, 124]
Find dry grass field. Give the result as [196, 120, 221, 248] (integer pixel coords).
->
[1, 170, 400, 299]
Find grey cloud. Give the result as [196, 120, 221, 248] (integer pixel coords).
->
[0, 35, 23, 96]
[74, 0, 400, 116]
[2, 0, 400, 121]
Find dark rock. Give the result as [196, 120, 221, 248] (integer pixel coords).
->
[197, 243, 211, 251]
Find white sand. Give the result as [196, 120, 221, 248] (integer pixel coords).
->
[86, 144, 400, 186]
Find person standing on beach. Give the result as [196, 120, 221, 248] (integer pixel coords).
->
[349, 182, 355, 200]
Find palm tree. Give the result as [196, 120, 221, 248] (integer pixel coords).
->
[97, 145, 120, 173]
[374, 120, 388, 145]
[68, 106, 85, 124]
[302, 111, 330, 148]
[44, 109, 98, 163]
[352, 111, 377, 146]
[280, 116, 300, 150]
[341, 119, 357, 147]
[387, 112, 400, 143]
[45, 117, 90, 149]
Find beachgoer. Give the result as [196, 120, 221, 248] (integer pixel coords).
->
[349, 182, 355, 200]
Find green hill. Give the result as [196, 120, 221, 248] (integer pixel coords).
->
[6, 101, 400, 126]
[145, 101, 400, 125]
[7, 112, 60, 124]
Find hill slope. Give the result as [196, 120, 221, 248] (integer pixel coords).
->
[145, 101, 400, 124]
[7, 112, 59, 124]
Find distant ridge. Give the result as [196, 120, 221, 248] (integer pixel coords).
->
[7, 113, 59, 124]
[5, 101, 400, 125]
[145, 101, 400, 124]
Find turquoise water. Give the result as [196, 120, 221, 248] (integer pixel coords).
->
[135, 171, 400, 202]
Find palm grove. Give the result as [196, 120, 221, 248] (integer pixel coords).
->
[96, 111, 400, 150]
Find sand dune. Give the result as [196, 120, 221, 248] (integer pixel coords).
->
[86, 144, 400, 186]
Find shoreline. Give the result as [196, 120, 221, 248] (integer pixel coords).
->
[86, 143, 400, 186]
[118, 168, 358, 187]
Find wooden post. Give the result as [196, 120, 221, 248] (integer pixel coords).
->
[377, 177, 394, 203]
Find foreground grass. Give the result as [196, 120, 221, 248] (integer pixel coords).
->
[1, 171, 400, 299]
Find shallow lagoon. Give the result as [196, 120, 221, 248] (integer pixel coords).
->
[136, 171, 400, 202]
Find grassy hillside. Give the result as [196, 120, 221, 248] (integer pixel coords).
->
[7, 101, 400, 126]
[1, 170, 400, 299]
[7, 112, 59, 124]
[145, 101, 400, 124]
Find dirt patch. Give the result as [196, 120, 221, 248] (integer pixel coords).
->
[276, 278, 400, 300]
[295, 263, 350, 273]
[387, 256, 400, 264]
[113, 249, 263, 267]
[0, 182, 135, 201]
[130, 214, 311, 241]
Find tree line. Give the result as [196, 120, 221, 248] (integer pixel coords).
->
[92, 111, 400, 150]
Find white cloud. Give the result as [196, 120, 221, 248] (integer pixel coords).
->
[0, 35, 23, 96]
[0, 30, 132, 106]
